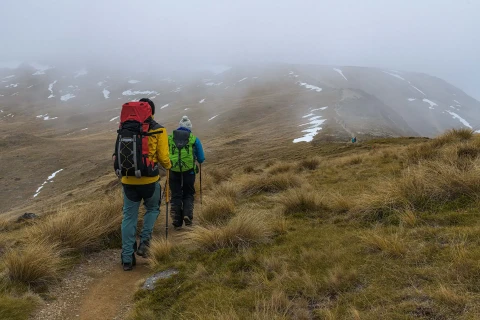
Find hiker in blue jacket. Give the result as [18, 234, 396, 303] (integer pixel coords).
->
[168, 116, 205, 228]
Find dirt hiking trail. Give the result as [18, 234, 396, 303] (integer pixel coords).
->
[33, 229, 184, 320]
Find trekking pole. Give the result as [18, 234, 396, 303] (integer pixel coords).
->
[199, 163, 203, 207]
[165, 170, 170, 240]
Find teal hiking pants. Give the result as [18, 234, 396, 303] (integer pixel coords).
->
[121, 182, 161, 263]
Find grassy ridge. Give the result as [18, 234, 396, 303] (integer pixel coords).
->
[130, 129, 480, 319]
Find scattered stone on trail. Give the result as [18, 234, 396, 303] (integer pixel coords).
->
[16, 212, 38, 222]
[142, 269, 179, 290]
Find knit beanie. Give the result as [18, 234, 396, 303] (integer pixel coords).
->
[179, 116, 192, 129]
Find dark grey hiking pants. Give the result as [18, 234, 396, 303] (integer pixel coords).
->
[169, 171, 195, 227]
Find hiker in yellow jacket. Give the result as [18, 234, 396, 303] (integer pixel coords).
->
[113, 98, 171, 271]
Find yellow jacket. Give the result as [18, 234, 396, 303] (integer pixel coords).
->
[121, 120, 171, 185]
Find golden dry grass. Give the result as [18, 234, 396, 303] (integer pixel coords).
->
[298, 157, 321, 171]
[3, 241, 64, 286]
[198, 196, 236, 225]
[27, 193, 123, 251]
[185, 210, 273, 250]
[267, 163, 293, 175]
[278, 188, 328, 216]
[360, 231, 407, 258]
[209, 181, 240, 201]
[147, 239, 174, 269]
[240, 173, 303, 197]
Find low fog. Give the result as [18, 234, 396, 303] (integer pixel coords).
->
[1, 0, 479, 99]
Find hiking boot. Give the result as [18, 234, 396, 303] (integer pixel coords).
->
[137, 240, 150, 258]
[122, 254, 136, 271]
[183, 216, 192, 227]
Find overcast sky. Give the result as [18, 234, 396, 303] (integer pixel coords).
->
[1, 0, 479, 98]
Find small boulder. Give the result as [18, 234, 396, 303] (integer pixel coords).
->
[142, 269, 179, 291]
[16, 212, 38, 223]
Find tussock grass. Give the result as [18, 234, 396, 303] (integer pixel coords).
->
[267, 163, 293, 175]
[240, 173, 302, 197]
[432, 285, 467, 312]
[432, 128, 474, 147]
[147, 239, 174, 269]
[0, 293, 41, 320]
[208, 167, 233, 185]
[27, 194, 122, 251]
[199, 196, 236, 225]
[186, 210, 273, 250]
[254, 290, 292, 320]
[298, 157, 320, 171]
[360, 231, 407, 258]
[278, 189, 328, 216]
[209, 181, 240, 201]
[243, 165, 256, 174]
[3, 241, 64, 286]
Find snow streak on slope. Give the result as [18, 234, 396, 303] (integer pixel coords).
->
[422, 99, 437, 109]
[122, 90, 158, 96]
[333, 68, 348, 81]
[383, 71, 405, 81]
[407, 98, 416, 101]
[48, 80, 57, 98]
[208, 115, 219, 121]
[238, 77, 248, 82]
[410, 83, 426, 96]
[293, 107, 328, 143]
[128, 80, 140, 84]
[199, 99, 205, 104]
[161, 104, 169, 109]
[110, 116, 119, 122]
[34, 169, 64, 198]
[446, 111, 472, 128]
[5, 83, 19, 88]
[298, 82, 322, 92]
[103, 89, 110, 99]
[31, 63, 52, 75]
[60, 94, 76, 101]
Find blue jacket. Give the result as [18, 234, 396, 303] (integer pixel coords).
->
[176, 127, 205, 164]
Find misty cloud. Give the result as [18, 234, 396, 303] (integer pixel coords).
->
[1, 0, 479, 98]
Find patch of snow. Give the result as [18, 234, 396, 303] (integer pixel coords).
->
[2, 75, 15, 79]
[97, 81, 105, 86]
[80, 128, 88, 131]
[310, 107, 328, 111]
[0, 110, 3, 113]
[446, 111, 472, 128]
[60, 93, 76, 101]
[383, 71, 405, 81]
[333, 68, 348, 81]
[407, 98, 416, 102]
[11, 92, 19, 96]
[31, 62, 52, 75]
[110, 116, 120, 122]
[5, 83, 19, 88]
[298, 82, 322, 92]
[128, 80, 140, 84]
[302, 113, 315, 118]
[27, 85, 34, 88]
[33, 169, 64, 198]
[208, 115, 219, 121]
[48, 80, 57, 98]
[454, 100, 460, 104]
[103, 88, 110, 99]
[199, 99, 205, 104]
[238, 77, 248, 82]
[160, 104, 169, 109]
[74, 68, 88, 78]
[410, 83, 426, 96]
[449, 106, 455, 109]
[171, 87, 181, 93]
[184, 108, 189, 111]
[293, 112, 327, 143]
[122, 90, 158, 96]
[422, 99, 437, 109]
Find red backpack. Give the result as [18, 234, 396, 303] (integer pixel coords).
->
[114, 101, 161, 178]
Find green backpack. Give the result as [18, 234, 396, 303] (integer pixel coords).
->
[168, 130, 197, 173]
